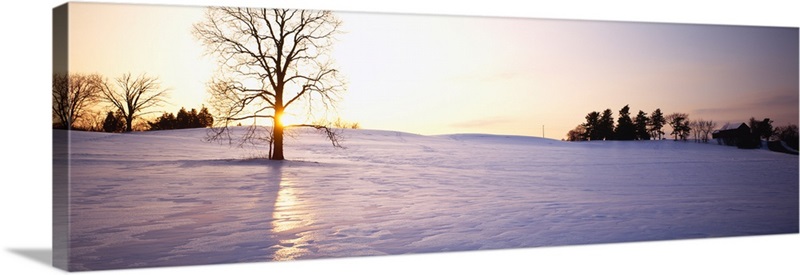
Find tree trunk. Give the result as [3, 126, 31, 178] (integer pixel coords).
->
[271, 116, 285, 160]
[125, 114, 133, 132]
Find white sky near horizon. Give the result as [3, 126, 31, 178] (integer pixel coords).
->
[67, 2, 799, 139]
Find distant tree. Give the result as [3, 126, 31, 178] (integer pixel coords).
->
[666, 112, 690, 141]
[52, 73, 103, 129]
[330, 117, 361, 129]
[566, 124, 588, 141]
[582, 111, 601, 141]
[102, 111, 125, 133]
[148, 112, 177, 131]
[775, 124, 799, 150]
[77, 110, 107, 132]
[132, 119, 151, 131]
[614, 105, 636, 140]
[176, 107, 190, 129]
[648, 108, 666, 140]
[749, 117, 774, 141]
[707, 120, 717, 143]
[189, 108, 202, 128]
[598, 109, 615, 140]
[692, 119, 717, 143]
[149, 106, 214, 131]
[690, 120, 701, 142]
[634, 110, 650, 140]
[197, 106, 214, 128]
[100, 73, 169, 132]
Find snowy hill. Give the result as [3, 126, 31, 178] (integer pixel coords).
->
[58, 127, 798, 271]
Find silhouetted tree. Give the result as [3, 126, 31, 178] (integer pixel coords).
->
[52, 73, 103, 129]
[194, 7, 345, 160]
[775, 124, 798, 150]
[566, 124, 588, 141]
[649, 108, 666, 140]
[582, 111, 601, 141]
[189, 108, 202, 128]
[197, 106, 214, 128]
[634, 110, 650, 140]
[705, 120, 717, 143]
[749, 117, 774, 141]
[176, 107, 190, 129]
[148, 112, 177, 130]
[690, 120, 701, 142]
[102, 111, 125, 133]
[666, 112, 691, 141]
[614, 105, 636, 140]
[598, 109, 615, 140]
[148, 106, 214, 131]
[693, 119, 717, 143]
[100, 73, 169, 132]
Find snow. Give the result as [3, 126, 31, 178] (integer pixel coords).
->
[57, 127, 798, 271]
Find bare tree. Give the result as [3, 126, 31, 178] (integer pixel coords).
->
[689, 120, 701, 142]
[689, 119, 717, 143]
[99, 73, 169, 132]
[75, 110, 107, 132]
[193, 7, 346, 160]
[52, 73, 103, 129]
[700, 120, 717, 143]
[565, 124, 587, 141]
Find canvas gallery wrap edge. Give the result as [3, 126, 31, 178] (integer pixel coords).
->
[52, 1, 799, 272]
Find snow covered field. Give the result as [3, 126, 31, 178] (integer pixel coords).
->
[56, 127, 798, 271]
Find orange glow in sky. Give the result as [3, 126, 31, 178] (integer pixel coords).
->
[67, 2, 798, 139]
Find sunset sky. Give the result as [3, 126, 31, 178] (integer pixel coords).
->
[68, 2, 798, 139]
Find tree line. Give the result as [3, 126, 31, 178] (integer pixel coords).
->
[564, 104, 798, 151]
[566, 105, 717, 142]
[53, 72, 212, 132]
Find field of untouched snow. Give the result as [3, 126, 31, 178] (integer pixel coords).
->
[56, 127, 799, 271]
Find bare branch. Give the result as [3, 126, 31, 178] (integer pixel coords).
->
[285, 123, 345, 148]
[195, 6, 346, 160]
[99, 73, 170, 132]
[52, 73, 104, 129]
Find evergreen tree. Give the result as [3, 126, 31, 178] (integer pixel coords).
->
[582, 111, 601, 141]
[197, 106, 214, 128]
[649, 108, 666, 140]
[147, 106, 213, 131]
[102, 111, 125, 133]
[634, 110, 650, 140]
[598, 109, 615, 140]
[614, 105, 636, 140]
[188, 108, 201, 128]
[148, 112, 177, 130]
[176, 107, 190, 129]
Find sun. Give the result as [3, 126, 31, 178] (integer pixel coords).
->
[277, 113, 303, 127]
